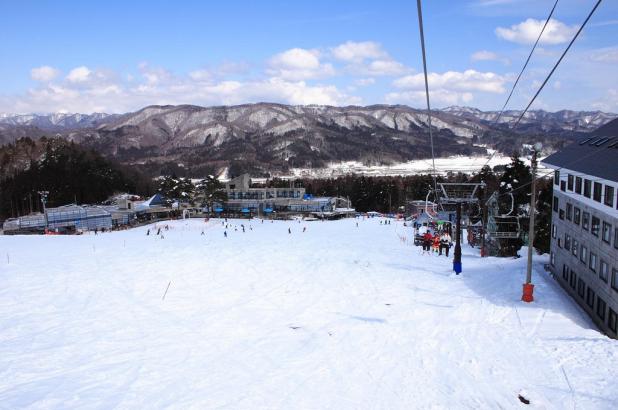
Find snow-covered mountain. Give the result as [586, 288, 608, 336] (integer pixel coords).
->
[441, 106, 617, 132]
[1, 103, 616, 176]
[0, 112, 120, 131]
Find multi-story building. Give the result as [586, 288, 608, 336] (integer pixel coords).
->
[542, 135, 618, 338]
[223, 174, 353, 217]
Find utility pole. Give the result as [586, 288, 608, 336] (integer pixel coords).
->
[38, 191, 49, 233]
[453, 202, 462, 274]
[522, 143, 541, 302]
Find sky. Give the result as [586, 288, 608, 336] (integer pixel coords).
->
[0, 0, 617, 114]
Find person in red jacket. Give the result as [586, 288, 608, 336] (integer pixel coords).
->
[422, 231, 433, 255]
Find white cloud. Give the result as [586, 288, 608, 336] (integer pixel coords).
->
[495, 18, 579, 45]
[189, 69, 213, 82]
[355, 78, 375, 86]
[470, 50, 510, 65]
[589, 47, 618, 62]
[267, 48, 335, 81]
[66, 66, 93, 83]
[387, 70, 506, 107]
[393, 70, 506, 93]
[2, 63, 359, 113]
[385, 89, 474, 106]
[31, 66, 60, 82]
[331, 41, 388, 62]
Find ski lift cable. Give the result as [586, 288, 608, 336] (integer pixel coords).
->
[511, 0, 602, 130]
[416, 0, 437, 193]
[479, 0, 559, 172]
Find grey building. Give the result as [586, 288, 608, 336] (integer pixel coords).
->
[542, 136, 618, 338]
[222, 174, 353, 217]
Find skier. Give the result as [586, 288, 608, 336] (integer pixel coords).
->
[422, 231, 433, 255]
[356, 222, 359, 228]
[439, 232, 452, 257]
[288, 227, 291, 234]
[157, 227, 161, 235]
[146, 229, 150, 236]
[432, 234, 440, 254]
[224, 231, 227, 238]
[201, 231, 205, 236]
[303, 227, 306, 233]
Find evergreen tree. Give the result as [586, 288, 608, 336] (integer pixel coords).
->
[195, 176, 228, 212]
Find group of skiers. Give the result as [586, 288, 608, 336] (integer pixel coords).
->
[421, 230, 452, 257]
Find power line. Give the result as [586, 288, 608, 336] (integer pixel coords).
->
[416, 0, 437, 193]
[480, 0, 560, 171]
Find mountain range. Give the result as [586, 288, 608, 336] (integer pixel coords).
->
[1, 104, 616, 176]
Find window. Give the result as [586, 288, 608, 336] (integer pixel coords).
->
[559, 209, 565, 220]
[575, 177, 582, 194]
[586, 287, 595, 308]
[597, 297, 606, 321]
[552, 224, 557, 239]
[572, 239, 578, 258]
[577, 278, 585, 298]
[610, 309, 617, 334]
[589, 252, 597, 273]
[613, 268, 618, 292]
[602, 222, 611, 243]
[580, 245, 587, 264]
[562, 264, 569, 280]
[554, 170, 560, 186]
[553, 196, 559, 212]
[573, 207, 581, 225]
[593, 182, 602, 202]
[566, 203, 572, 221]
[561, 180, 566, 192]
[569, 270, 577, 289]
[615, 228, 618, 249]
[600, 260, 609, 282]
[550, 252, 555, 267]
[605, 185, 615, 207]
[584, 179, 591, 198]
[567, 174, 574, 191]
[591, 216, 600, 236]
[582, 212, 589, 230]
[564, 234, 571, 250]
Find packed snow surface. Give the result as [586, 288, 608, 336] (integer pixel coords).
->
[1, 218, 617, 409]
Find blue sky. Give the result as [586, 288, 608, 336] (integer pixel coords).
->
[1, 0, 617, 113]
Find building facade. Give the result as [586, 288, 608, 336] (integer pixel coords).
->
[542, 136, 618, 338]
[222, 174, 353, 217]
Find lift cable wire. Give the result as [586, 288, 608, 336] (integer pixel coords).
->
[480, 0, 559, 171]
[416, 0, 437, 194]
[511, 0, 602, 130]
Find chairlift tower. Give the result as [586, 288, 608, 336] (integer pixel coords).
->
[437, 182, 484, 274]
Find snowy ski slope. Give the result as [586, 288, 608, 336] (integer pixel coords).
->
[1, 218, 617, 409]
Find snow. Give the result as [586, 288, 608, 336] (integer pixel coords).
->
[1, 218, 617, 409]
[284, 155, 550, 179]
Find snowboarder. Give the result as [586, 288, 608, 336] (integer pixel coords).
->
[201, 231, 205, 236]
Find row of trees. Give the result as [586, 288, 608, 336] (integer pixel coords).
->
[0, 138, 154, 219]
[156, 175, 228, 211]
